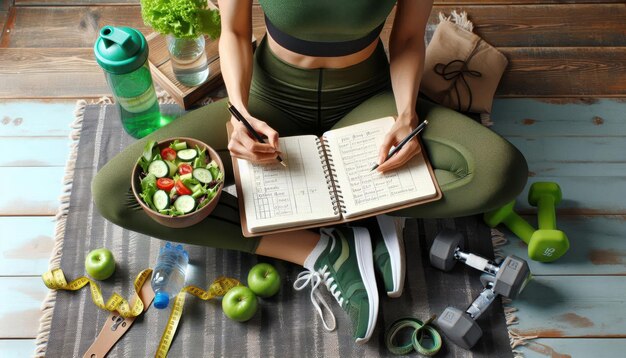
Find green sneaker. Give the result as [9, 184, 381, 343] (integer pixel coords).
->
[362, 215, 406, 298]
[295, 226, 379, 343]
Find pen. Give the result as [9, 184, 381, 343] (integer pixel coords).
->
[370, 120, 429, 172]
[227, 101, 287, 167]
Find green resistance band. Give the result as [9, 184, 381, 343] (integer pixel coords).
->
[385, 316, 442, 356]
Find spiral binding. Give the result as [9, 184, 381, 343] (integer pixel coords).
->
[317, 137, 346, 215]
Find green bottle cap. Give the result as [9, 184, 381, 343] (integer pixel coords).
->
[94, 26, 148, 74]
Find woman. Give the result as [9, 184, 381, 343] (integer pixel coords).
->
[92, 0, 527, 343]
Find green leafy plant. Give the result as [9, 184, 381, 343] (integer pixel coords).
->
[140, 0, 221, 39]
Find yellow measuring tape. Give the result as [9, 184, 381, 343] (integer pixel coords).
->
[155, 279, 241, 358]
[42, 268, 240, 357]
[42, 268, 152, 318]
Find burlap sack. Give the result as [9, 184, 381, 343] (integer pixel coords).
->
[421, 11, 508, 122]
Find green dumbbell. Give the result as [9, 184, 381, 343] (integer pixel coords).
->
[484, 200, 565, 262]
[527, 182, 570, 261]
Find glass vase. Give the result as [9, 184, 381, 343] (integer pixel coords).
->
[166, 35, 209, 87]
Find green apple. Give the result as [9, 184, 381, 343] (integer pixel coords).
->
[85, 248, 116, 281]
[247, 263, 281, 298]
[222, 286, 258, 322]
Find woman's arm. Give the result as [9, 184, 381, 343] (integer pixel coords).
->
[218, 0, 280, 163]
[376, 0, 433, 172]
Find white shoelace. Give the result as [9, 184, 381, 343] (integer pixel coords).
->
[293, 265, 344, 332]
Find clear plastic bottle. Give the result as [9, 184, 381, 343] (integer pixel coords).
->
[94, 26, 172, 138]
[151, 242, 189, 309]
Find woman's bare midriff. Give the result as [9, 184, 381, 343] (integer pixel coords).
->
[266, 32, 380, 69]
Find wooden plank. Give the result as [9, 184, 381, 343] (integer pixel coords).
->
[3, 46, 625, 99]
[0, 217, 55, 276]
[457, 4, 626, 47]
[4, 6, 149, 48]
[509, 136, 626, 164]
[0, 167, 65, 216]
[0, 340, 36, 358]
[496, 215, 626, 276]
[491, 98, 626, 137]
[0, 137, 69, 166]
[0, 48, 109, 98]
[510, 276, 626, 338]
[0, 0, 11, 11]
[497, 47, 626, 97]
[0, 100, 76, 137]
[8, 4, 626, 48]
[518, 338, 626, 358]
[527, 162, 626, 178]
[0, 277, 48, 338]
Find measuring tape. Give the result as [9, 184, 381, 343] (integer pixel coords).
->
[154, 279, 241, 358]
[384, 316, 443, 356]
[42, 268, 152, 318]
[42, 268, 240, 357]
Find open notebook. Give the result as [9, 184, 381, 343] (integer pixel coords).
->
[230, 116, 442, 236]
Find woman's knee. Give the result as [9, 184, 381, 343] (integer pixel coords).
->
[91, 165, 133, 227]
[476, 138, 529, 211]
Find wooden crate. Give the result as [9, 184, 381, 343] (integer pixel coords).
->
[146, 33, 256, 109]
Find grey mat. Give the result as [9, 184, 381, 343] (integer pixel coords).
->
[43, 104, 512, 357]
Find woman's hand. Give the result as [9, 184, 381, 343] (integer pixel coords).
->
[228, 115, 281, 163]
[376, 113, 422, 173]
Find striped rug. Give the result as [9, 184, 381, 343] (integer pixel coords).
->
[36, 102, 513, 357]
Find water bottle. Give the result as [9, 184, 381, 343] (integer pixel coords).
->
[151, 242, 189, 309]
[94, 26, 169, 138]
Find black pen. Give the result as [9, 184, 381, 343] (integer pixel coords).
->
[370, 120, 429, 172]
[227, 101, 287, 167]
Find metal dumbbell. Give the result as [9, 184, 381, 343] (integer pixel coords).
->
[429, 229, 531, 299]
[436, 275, 498, 349]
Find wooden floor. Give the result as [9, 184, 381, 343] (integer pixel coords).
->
[1, 1, 625, 357]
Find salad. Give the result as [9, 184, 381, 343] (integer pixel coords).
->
[136, 139, 223, 216]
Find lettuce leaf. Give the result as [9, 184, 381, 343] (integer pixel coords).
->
[138, 140, 158, 173]
[140, 0, 221, 39]
[139, 174, 158, 211]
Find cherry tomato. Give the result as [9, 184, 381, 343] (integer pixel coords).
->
[175, 180, 192, 195]
[161, 147, 177, 161]
[178, 163, 193, 175]
[156, 178, 175, 191]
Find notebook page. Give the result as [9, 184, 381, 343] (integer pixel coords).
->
[323, 117, 437, 218]
[237, 135, 340, 233]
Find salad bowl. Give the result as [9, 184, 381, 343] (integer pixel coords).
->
[131, 137, 224, 228]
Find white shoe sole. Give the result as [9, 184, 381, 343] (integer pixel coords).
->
[352, 227, 379, 344]
[376, 215, 406, 298]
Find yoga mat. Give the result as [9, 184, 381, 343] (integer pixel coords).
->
[35, 101, 513, 357]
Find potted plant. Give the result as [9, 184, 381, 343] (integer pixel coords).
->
[140, 0, 221, 86]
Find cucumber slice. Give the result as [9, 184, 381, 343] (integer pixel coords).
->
[177, 149, 197, 161]
[153, 190, 170, 211]
[165, 160, 178, 177]
[193, 168, 213, 184]
[148, 160, 169, 178]
[174, 195, 196, 214]
[171, 141, 187, 151]
[179, 173, 192, 181]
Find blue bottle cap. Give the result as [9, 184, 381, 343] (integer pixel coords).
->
[154, 291, 170, 309]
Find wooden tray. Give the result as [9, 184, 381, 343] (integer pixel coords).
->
[146, 33, 256, 109]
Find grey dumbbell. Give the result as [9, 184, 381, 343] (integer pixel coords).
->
[436, 275, 498, 349]
[429, 229, 532, 299]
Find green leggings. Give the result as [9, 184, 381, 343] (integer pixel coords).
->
[92, 37, 528, 254]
